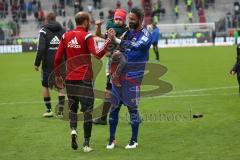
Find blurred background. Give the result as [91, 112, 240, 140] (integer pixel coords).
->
[0, 0, 240, 51]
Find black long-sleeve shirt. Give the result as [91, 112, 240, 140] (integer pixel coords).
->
[34, 21, 65, 72]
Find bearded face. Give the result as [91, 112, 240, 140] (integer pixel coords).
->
[128, 12, 141, 29]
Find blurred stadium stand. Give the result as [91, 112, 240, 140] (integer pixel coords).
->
[1, 0, 240, 46]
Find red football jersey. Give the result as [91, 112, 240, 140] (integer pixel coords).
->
[54, 26, 110, 80]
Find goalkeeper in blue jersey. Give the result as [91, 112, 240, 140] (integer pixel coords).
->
[106, 7, 152, 149]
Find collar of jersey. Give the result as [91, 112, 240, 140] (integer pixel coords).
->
[76, 26, 88, 31]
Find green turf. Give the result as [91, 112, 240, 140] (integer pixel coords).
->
[0, 46, 240, 160]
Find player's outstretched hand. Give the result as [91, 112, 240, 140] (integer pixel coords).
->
[107, 28, 116, 41]
[95, 20, 104, 26]
[55, 76, 64, 89]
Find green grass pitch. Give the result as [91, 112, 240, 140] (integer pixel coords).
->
[0, 46, 239, 160]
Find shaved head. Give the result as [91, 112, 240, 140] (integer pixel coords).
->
[75, 12, 90, 26]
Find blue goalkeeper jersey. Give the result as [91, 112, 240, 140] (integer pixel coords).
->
[121, 27, 152, 83]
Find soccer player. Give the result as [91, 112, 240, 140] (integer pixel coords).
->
[150, 22, 160, 62]
[34, 12, 66, 118]
[230, 43, 240, 94]
[93, 9, 128, 125]
[106, 7, 152, 149]
[54, 12, 115, 152]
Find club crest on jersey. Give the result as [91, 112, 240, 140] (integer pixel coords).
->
[131, 38, 137, 42]
[68, 37, 81, 48]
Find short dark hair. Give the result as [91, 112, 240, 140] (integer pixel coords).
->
[45, 12, 56, 22]
[75, 12, 90, 25]
[130, 7, 144, 21]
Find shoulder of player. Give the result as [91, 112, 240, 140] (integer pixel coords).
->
[39, 27, 47, 34]
[61, 31, 93, 41]
[84, 32, 93, 40]
[61, 30, 76, 39]
[141, 28, 151, 37]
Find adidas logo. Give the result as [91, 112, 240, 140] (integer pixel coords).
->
[50, 36, 60, 45]
[68, 37, 81, 48]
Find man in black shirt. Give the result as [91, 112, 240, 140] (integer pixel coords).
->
[34, 12, 66, 117]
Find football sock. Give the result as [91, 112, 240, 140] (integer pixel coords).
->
[128, 108, 140, 142]
[44, 97, 51, 112]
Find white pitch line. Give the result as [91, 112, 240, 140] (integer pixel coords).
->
[0, 86, 238, 105]
[169, 86, 237, 94]
[143, 93, 238, 99]
[0, 100, 57, 106]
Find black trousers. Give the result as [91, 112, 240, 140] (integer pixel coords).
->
[152, 43, 159, 61]
[66, 80, 94, 139]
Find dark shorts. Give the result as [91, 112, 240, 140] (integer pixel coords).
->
[41, 71, 55, 88]
[152, 42, 158, 46]
[66, 80, 94, 112]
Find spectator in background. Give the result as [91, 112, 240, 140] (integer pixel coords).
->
[74, 1, 79, 14]
[34, 10, 39, 21]
[116, 0, 121, 9]
[62, 20, 66, 30]
[150, 22, 160, 62]
[62, 8, 66, 17]
[59, 0, 64, 7]
[234, 2, 240, 15]
[9, 20, 18, 37]
[175, 5, 179, 18]
[20, 0, 27, 23]
[157, 0, 162, 10]
[58, 3, 63, 16]
[67, 19, 74, 31]
[11, 2, 19, 22]
[152, 2, 160, 21]
[108, 9, 114, 19]
[0, 1, 4, 18]
[127, 0, 133, 12]
[212, 28, 216, 46]
[3, 0, 8, 16]
[234, 29, 239, 45]
[27, 1, 33, 15]
[99, 11, 104, 20]
[37, 0, 41, 10]
[188, 11, 193, 22]
[195, 0, 200, 10]
[175, 0, 179, 5]
[0, 27, 4, 43]
[226, 12, 233, 28]
[88, 3, 93, 15]
[39, 8, 45, 22]
[93, 0, 102, 9]
[52, 2, 57, 15]
[187, 0, 192, 12]
[32, 0, 38, 15]
[93, 0, 97, 9]
[98, 0, 102, 9]
[153, 15, 158, 24]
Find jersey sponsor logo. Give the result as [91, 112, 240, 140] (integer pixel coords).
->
[141, 36, 149, 42]
[143, 28, 150, 37]
[50, 36, 60, 45]
[68, 37, 81, 48]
